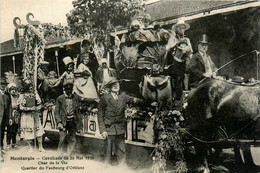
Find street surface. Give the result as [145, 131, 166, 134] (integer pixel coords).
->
[1, 132, 260, 173]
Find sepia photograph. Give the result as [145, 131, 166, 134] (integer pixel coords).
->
[0, 0, 260, 172]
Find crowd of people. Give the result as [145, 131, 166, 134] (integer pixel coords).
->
[0, 17, 221, 165]
[0, 81, 45, 162]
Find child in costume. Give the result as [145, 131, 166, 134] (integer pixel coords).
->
[74, 53, 98, 99]
[59, 56, 75, 86]
[18, 81, 45, 152]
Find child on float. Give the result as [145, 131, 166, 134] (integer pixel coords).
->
[59, 56, 75, 86]
[74, 53, 98, 99]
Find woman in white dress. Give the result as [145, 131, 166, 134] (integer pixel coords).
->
[18, 81, 45, 152]
[74, 53, 98, 99]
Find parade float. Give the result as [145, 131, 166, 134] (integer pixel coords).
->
[8, 12, 188, 172]
[1, 0, 259, 172]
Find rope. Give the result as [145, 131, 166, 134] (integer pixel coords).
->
[182, 113, 260, 144]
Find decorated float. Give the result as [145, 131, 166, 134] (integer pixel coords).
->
[1, 1, 259, 171]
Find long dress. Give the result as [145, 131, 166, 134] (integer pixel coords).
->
[74, 63, 98, 99]
[18, 92, 44, 140]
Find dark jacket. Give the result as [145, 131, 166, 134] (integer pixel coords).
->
[189, 52, 217, 85]
[0, 92, 4, 124]
[98, 92, 141, 135]
[3, 93, 12, 125]
[54, 94, 82, 131]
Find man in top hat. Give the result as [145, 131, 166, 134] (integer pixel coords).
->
[189, 34, 218, 86]
[97, 77, 144, 165]
[166, 18, 193, 101]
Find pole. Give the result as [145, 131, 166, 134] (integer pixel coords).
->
[34, 40, 38, 151]
[12, 56, 16, 74]
[55, 50, 60, 77]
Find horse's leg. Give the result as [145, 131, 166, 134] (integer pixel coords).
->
[234, 144, 244, 165]
[194, 142, 210, 173]
[240, 143, 255, 166]
[234, 143, 257, 172]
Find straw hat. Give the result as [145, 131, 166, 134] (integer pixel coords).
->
[104, 77, 119, 88]
[172, 18, 190, 31]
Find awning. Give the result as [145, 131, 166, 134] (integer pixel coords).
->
[45, 39, 82, 49]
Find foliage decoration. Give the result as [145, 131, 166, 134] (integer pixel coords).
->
[66, 0, 145, 56]
[152, 109, 188, 173]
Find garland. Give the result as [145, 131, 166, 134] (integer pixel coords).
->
[152, 109, 188, 173]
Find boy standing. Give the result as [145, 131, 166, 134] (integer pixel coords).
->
[55, 82, 81, 156]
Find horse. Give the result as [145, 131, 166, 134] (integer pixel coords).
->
[185, 78, 260, 172]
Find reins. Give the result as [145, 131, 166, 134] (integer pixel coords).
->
[182, 113, 260, 144]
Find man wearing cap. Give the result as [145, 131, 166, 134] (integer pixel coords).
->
[97, 77, 144, 165]
[166, 18, 193, 101]
[54, 82, 81, 156]
[189, 34, 218, 86]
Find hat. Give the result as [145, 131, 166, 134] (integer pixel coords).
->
[104, 77, 119, 88]
[40, 60, 49, 65]
[7, 83, 16, 89]
[63, 56, 74, 66]
[198, 34, 210, 44]
[172, 18, 190, 31]
[100, 58, 107, 64]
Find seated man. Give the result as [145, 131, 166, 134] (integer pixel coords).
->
[189, 34, 218, 87]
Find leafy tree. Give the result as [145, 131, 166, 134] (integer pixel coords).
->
[66, 0, 144, 57]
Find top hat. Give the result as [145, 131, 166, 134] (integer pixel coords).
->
[198, 34, 210, 44]
[63, 56, 74, 66]
[104, 77, 120, 88]
[172, 18, 190, 31]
